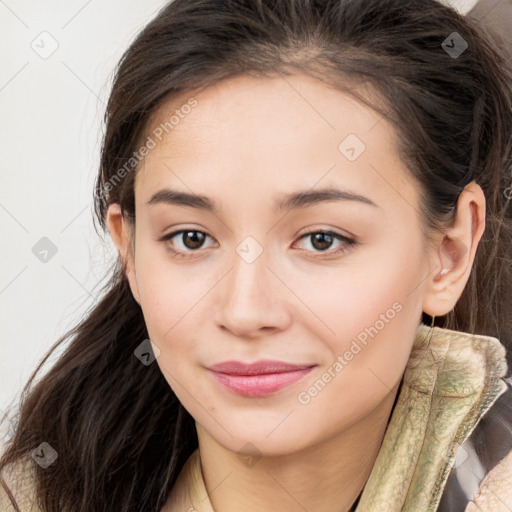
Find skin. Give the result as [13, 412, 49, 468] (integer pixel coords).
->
[107, 73, 486, 512]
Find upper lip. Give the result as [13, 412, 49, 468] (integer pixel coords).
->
[207, 360, 315, 375]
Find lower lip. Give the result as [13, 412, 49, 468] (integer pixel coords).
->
[208, 367, 315, 397]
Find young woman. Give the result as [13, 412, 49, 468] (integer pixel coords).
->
[1, 1, 512, 511]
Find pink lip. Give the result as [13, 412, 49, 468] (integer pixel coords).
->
[207, 360, 316, 397]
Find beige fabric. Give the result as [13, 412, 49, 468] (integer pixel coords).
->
[165, 449, 214, 512]
[356, 325, 509, 511]
[0, 459, 39, 512]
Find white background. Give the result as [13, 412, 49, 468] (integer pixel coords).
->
[0, 0, 480, 420]
[0, 0, 170, 422]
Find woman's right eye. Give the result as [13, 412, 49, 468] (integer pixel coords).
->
[158, 229, 217, 257]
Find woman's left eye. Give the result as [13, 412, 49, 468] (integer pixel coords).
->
[158, 229, 356, 258]
[293, 230, 356, 258]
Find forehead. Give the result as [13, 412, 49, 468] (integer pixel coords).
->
[135, 73, 419, 215]
[142, 73, 384, 152]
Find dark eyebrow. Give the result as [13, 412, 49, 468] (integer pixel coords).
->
[146, 188, 215, 211]
[274, 187, 379, 213]
[145, 186, 379, 213]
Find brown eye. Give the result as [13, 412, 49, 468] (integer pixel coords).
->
[158, 229, 215, 256]
[180, 230, 206, 249]
[294, 230, 356, 258]
[309, 232, 335, 251]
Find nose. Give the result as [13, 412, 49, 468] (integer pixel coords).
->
[214, 245, 292, 339]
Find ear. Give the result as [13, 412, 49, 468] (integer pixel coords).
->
[106, 203, 141, 305]
[422, 181, 486, 317]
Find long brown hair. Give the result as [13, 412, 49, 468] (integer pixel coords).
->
[2, 1, 511, 510]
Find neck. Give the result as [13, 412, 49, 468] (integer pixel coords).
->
[196, 384, 400, 512]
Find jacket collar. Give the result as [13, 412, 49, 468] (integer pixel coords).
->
[356, 323, 508, 511]
[166, 323, 509, 512]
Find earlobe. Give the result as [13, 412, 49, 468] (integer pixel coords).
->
[106, 203, 141, 305]
[422, 182, 486, 317]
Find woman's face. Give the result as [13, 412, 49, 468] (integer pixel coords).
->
[122, 73, 436, 455]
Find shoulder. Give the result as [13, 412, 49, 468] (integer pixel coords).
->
[464, 377, 512, 511]
[438, 376, 512, 511]
[0, 459, 41, 512]
[465, 449, 512, 511]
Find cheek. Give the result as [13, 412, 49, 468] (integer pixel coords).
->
[292, 283, 422, 439]
[132, 245, 226, 397]
[133, 252, 205, 395]
[133, 243, 205, 338]
[297, 238, 425, 388]
[300, 235, 425, 336]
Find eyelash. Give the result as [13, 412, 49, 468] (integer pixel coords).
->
[157, 229, 357, 259]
